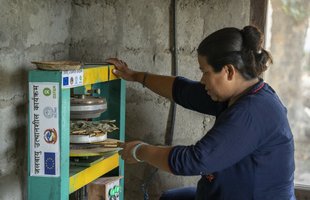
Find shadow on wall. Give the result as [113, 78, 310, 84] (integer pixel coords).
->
[0, 66, 28, 94]
[15, 68, 28, 199]
[10, 124, 27, 198]
[0, 67, 28, 199]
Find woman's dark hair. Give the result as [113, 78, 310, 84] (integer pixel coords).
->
[197, 25, 272, 80]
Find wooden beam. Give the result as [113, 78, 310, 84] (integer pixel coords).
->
[250, 0, 268, 33]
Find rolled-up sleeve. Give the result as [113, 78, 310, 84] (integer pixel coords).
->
[172, 76, 227, 116]
[168, 105, 262, 175]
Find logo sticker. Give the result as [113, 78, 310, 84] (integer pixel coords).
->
[44, 152, 56, 175]
[43, 128, 57, 144]
[43, 88, 51, 96]
[43, 107, 57, 119]
[70, 77, 74, 85]
[63, 77, 69, 86]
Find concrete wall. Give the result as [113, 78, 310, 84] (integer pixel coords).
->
[0, 0, 71, 199]
[69, 0, 250, 199]
[0, 0, 250, 199]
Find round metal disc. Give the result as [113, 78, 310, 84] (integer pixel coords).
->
[70, 95, 107, 119]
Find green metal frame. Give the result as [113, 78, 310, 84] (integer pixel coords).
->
[27, 66, 125, 200]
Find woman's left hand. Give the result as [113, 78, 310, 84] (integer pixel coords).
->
[119, 141, 144, 164]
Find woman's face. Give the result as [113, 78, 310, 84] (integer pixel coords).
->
[198, 55, 233, 102]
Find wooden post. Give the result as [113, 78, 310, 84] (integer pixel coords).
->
[250, 0, 268, 33]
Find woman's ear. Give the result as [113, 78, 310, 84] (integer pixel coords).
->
[223, 64, 235, 81]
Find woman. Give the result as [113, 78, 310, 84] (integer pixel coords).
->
[106, 25, 295, 200]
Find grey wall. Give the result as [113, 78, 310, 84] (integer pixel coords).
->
[69, 0, 250, 199]
[0, 0, 250, 199]
[0, 0, 71, 199]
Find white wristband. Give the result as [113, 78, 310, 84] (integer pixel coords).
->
[131, 143, 146, 162]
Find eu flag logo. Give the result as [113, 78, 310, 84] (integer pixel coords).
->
[44, 152, 56, 175]
[63, 77, 69, 86]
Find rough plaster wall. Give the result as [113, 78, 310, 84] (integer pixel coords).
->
[0, 0, 71, 199]
[69, 0, 250, 199]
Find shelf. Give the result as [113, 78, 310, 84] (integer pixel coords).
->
[28, 65, 125, 199]
[69, 153, 119, 193]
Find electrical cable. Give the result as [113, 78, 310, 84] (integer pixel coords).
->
[141, 168, 159, 200]
[165, 0, 178, 146]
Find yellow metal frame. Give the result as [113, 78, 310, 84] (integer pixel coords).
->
[69, 153, 119, 193]
[83, 65, 117, 85]
[69, 64, 122, 194]
[109, 65, 118, 81]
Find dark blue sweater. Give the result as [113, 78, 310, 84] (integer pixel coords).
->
[169, 77, 295, 200]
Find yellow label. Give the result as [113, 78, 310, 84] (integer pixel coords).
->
[83, 66, 109, 85]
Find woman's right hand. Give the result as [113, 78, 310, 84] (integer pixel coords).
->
[107, 57, 175, 100]
[105, 58, 136, 81]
